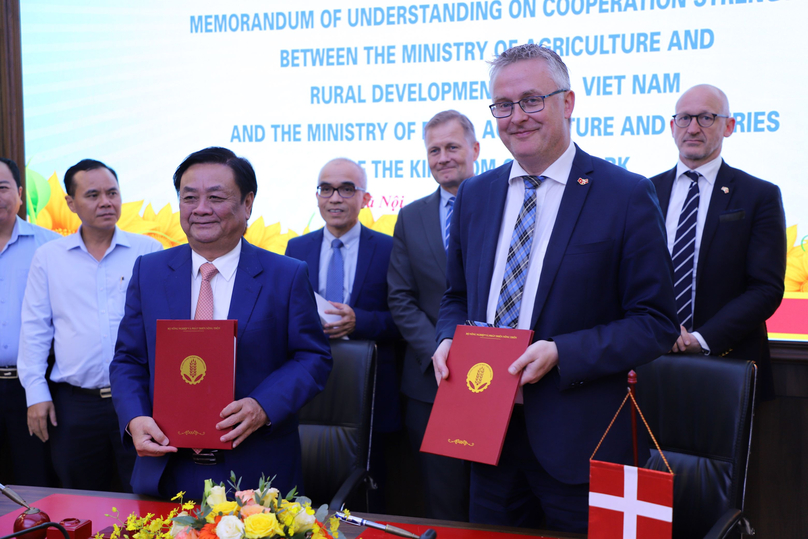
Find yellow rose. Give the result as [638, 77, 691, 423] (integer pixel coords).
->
[205, 501, 240, 523]
[259, 488, 280, 508]
[244, 513, 284, 538]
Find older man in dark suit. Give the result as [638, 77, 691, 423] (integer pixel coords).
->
[650, 84, 786, 400]
[387, 110, 479, 521]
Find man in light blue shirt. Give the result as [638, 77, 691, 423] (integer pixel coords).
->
[18, 159, 162, 491]
[0, 157, 60, 487]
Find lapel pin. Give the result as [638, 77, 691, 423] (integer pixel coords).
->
[721, 186, 729, 194]
[578, 178, 589, 185]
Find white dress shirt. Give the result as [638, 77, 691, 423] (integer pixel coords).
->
[318, 222, 361, 303]
[18, 227, 162, 405]
[486, 140, 576, 329]
[664, 155, 723, 353]
[190, 241, 241, 320]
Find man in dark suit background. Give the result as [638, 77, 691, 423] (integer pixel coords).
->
[109, 147, 331, 499]
[387, 110, 479, 521]
[650, 84, 786, 400]
[285, 158, 401, 510]
[432, 44, 679, 533]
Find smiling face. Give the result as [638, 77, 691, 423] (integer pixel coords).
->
[425, 119, 480, 194]
[65, 167, 121, 234]
[316, 159, 370, 238]
[672, 85, 735, 169]
[0, 162, 22, 233]
[179, 162, 254, 259]
[491, 57, 574, 175]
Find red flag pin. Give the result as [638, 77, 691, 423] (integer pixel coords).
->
[578, 178, 589, 185]
[721, 186, 729, 194]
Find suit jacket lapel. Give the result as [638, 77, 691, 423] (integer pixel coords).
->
[165, 245, 192, 319]
[697, 160, 733, 286]
[301, 230, 323, 291]
[530, 146, 593, 329]
[655, 168, 676, 219]
[228, 239, 263, 342]
[420, 189, 447, 274]
[351, 225, 375, 306]
[477, 165, 512, 316]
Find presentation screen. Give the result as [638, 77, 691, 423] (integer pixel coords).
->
[19, 0, 808, 341]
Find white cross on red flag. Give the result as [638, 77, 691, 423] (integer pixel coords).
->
[589, 460, 673, 539]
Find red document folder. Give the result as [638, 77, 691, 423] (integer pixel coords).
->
[153, 319, 237, 449]
[420, 325, 533, 465]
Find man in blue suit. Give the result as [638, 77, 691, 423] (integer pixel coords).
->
[650, 84, 786, 401]
[109, 147, 331, 499]
[285, 158, 401, 510]
[432, 45, 679, 533]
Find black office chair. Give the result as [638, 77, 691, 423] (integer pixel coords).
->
[635, 354, 756, 539]
[298, 339, 377, 511]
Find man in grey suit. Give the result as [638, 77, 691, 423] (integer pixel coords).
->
[387, 110, 479, 521]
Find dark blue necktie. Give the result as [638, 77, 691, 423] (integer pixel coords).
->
[444, 196, 455, 251]
[494, 175, 545, 328]
[326, 238, 344, 304]
[672, 170, 700, 330]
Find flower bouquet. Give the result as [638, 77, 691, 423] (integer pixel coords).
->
[103, 474, 339, 539]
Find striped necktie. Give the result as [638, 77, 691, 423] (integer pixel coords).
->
[444, 196, 455, 251]
[672, 170, 700, 330]
[494, 175, 545, 328]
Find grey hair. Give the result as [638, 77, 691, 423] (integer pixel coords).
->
[488, 44, 571, 91]
[423, 110, 477, 142]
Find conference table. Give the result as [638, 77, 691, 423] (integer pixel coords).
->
[0, 486, 584, 539]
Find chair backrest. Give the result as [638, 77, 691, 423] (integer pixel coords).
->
[635, 354, 756, 539]
[298, 340, 376, 508]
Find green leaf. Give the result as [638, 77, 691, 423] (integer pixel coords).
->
[24, 166, 52, 222]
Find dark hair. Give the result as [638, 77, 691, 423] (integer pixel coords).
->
[173, 147, 257, 201]
[0, 157, 22, 188]
[64, 159, 118, 197]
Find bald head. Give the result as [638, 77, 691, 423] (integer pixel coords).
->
[318, 158, 367, 190]
[671, 84, 736, 169]
[316, 158, 371, 238]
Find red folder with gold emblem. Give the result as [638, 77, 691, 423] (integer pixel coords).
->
[153, 319, 237, 450]
[420, 325, 533, 465]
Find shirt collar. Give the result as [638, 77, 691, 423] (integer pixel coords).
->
[675, 155, 722, 187]
[439, 186, 456, 205]
[65, 226, 128, 255]
[508, 139, 575, 186]
[191, 239, 242, 282]
[323, 221, 361, 250]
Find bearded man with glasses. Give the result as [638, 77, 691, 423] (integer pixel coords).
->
[285, 158, 402, 512]
[650, 84, 786, 401]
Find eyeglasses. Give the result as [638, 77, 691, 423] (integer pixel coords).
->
[489, 89, 569, 118]
[316, 184, 366, 199]
[672, 113, 731, 128]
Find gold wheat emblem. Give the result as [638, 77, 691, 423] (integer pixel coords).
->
[466, 362, 493, 393]
[180, 355, 207, 385]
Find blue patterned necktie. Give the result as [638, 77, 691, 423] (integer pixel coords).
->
[494, 175, 545, 328]
[326, 238, 344, 303]
[672, 170, 700, 330]
[444, 196, 455, 251]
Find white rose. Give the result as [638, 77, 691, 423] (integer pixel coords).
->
[207, 485, 227, 507]
[260, 488, 280, 508]
[216, 515, 244, 539]
[293, 510, 316, 532]
[169, 512, 189, 536]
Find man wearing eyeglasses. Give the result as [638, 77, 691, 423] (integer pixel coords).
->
[650, 84, 786, 401]
[432, 44, 679, 533]
[285, 158, 401, 510]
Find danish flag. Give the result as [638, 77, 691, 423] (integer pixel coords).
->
[589, 460, 673, 539]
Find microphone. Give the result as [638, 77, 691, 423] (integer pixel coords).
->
[335, 511, 437, 539]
